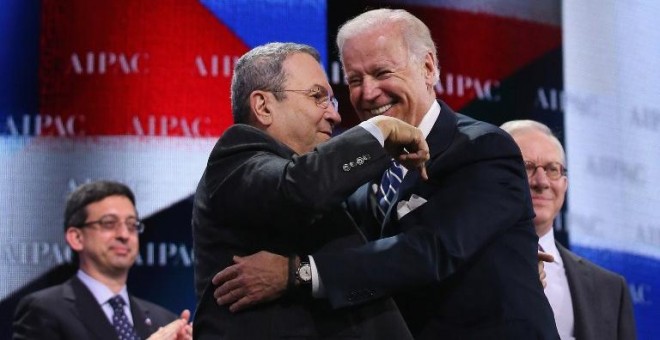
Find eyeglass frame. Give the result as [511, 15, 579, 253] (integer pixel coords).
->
[272, 86, 339, 111]
[524, 160, 567, 180]
[78, 214, 145, 234]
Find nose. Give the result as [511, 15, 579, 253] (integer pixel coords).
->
[325, 102, 342, 126]
[360, 77, 381, 101]
[114, 222, 133, 240]
[529, 168, 550, 191]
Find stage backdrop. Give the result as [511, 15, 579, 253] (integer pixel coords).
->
[563, 1, 660, 339]
[3, 0, 653, 338]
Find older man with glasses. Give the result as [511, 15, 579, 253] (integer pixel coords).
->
[191, 42, 429, 339]
[14, 180, 193, 340]
[501, 120, 637, 340]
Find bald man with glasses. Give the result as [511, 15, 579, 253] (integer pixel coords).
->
[501, 120, 637, 340]
[14, 180, 192, 340]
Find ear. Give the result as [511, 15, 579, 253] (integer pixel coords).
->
[250, 91, 274, 127]
[422, 52, 437, 85]
[65, 227, 84, 252]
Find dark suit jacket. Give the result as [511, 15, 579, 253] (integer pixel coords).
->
[192, 124, 411, 339]
[314, 101, 559, 339]
[557, 242, 637, 340]
[13, 276, 177, 340]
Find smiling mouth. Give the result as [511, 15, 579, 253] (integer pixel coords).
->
[369, 103, 393, 116]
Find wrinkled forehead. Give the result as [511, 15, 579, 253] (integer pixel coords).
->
[283, 53, 330, 89]
[514, 131, 564, 164]
[342, 33, 409, 75]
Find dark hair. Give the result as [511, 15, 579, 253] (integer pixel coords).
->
[63, 180, 136, 232]
[231, 42, 321, 124]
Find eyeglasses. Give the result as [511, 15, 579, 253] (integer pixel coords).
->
[79, 214, 145, 234]
[273, 86, 339, 111]
[524, 161, 567, 180]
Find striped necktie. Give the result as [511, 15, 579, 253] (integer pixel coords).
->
[377, 161, 404, 215]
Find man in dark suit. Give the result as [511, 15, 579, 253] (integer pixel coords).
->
[192, 42, 429, 339]
[212, 8, 559, 340]
[13, 181, 192, 340]
[501, 120, 637, 340]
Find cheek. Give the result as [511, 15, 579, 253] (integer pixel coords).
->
[533, 206, 555, 224]
[349, 85, 364, 101]
[126, 236, 139, 249]
[552, 185, 567, 208]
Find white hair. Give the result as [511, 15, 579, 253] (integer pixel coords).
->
[500, 119, 566, 165]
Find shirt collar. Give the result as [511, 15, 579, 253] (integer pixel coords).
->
[77, 270, 130, 306]
[538, 229, 563, 266]
[417, 101, 441, 138]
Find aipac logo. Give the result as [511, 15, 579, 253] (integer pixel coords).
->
[70, 52, 149, 75]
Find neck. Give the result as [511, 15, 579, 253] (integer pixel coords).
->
[536, 223, 553, 238]
[79, 265, 128, 294]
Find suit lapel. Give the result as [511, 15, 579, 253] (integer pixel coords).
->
[68, 277, 121, 340]
[557, 242, 594, 340]
[381, 100, 458, 235]
[130, 296, 157, 338]
[427, 100, 459, 162]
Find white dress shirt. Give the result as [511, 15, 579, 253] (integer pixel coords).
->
[539, 230, 575, 340]
[310, 101, 441, 297]
[77, 270, 135, 326]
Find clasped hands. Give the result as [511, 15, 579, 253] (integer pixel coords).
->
[146, 309, 193, 340]
[212, 249, 554, 313]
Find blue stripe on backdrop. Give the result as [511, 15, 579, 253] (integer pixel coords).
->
[200, 0, 328, 66]
[0, 0, 40, 133]
[572, 246, 659, 340]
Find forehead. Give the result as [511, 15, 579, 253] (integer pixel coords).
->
[513, 131, 562, 161]
[85, 195, 136, 218]
[282, 52, 329, 89]
[342, 28, 408, 73]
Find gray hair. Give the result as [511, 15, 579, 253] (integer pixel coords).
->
[336, 8, 439, 84]
[500, 120, 566, 165]
[231, 42, 321, 124]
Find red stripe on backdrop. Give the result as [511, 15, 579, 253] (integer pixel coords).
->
[407, 5, 561, 110]
[39, 0, 248, 137]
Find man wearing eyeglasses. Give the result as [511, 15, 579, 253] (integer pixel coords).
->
[501, 120, 637, 340]
[210, 9, 557, 340]
[191, 42, 429, 339]
[13, 180, 193, 340]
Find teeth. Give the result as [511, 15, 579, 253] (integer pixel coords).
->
[369, 104, 392, 115]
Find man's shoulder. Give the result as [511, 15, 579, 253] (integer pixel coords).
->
[130, 295, 177, 319]
[447, 113, 519, 158]
[213, 123, 289, 156]
[19, 281, 70, 304]
[15, 281, 73, 320]
[559, 245, 628, 283]
[455, 113, 510, 140]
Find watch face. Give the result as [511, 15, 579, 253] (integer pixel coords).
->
[298, 263, 312, 282]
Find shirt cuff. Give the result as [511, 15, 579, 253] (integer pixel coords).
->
[359, 120, 385, 147]
[308, 255, 325, 298]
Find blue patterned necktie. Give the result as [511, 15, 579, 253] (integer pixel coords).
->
[108, 295, 140, 340]
[377, 161, 404, 215]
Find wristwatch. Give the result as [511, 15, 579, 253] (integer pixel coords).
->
[296, 257, 312, 285]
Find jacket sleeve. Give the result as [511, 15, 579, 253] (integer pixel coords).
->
[13, 294, 63, 340]
[313, 131, 533, 308]
[207, 126, 390, 228]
